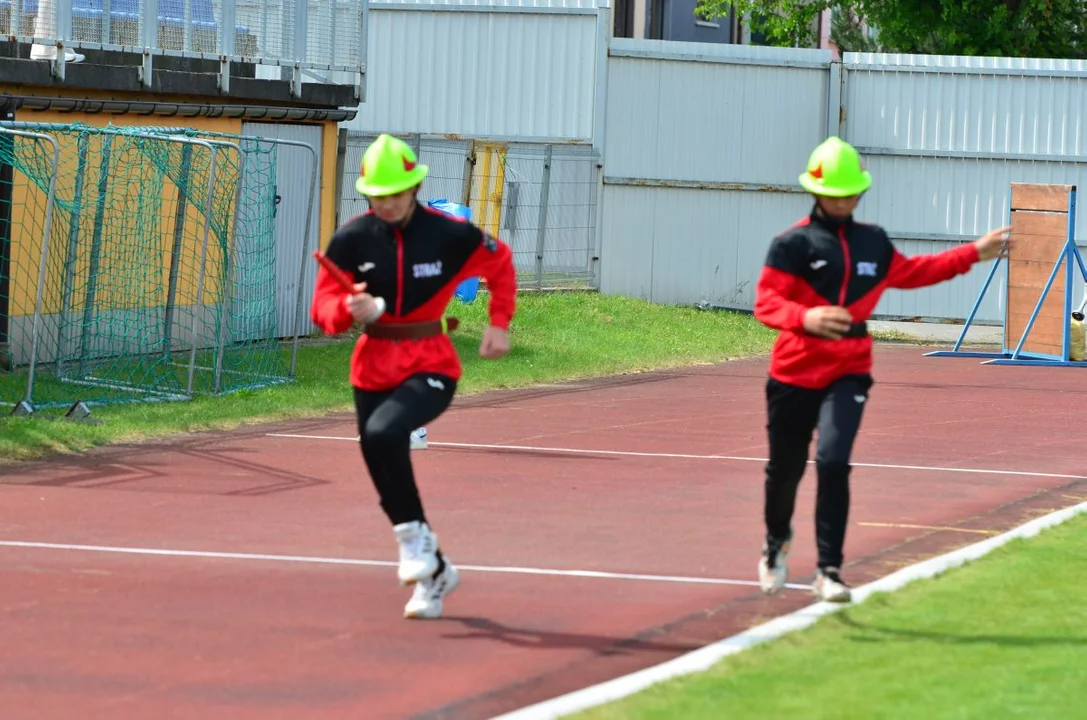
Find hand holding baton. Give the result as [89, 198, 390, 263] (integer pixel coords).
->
[313, 250, 386, 321]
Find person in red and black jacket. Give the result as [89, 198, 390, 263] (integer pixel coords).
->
[310, 134, 517, 620]
[753, 137, 1009, 603]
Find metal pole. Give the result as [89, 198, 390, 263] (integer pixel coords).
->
[534, 144, 553, 290]
[187, 143, 222, 396]
[79, 134, 111, 376]
[0, 111, 14, 371]
[4, 128, 62, 407]
[56, 131, 89, 378]
[163, 143, 193, 358]
[460, 140, 475, 208]
[214, 147, 247, 394]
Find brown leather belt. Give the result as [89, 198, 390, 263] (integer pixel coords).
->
[364, 317, 460, 340]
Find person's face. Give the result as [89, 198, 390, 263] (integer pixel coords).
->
[815, 194, 861, 220]
[369, 188, 416, 224]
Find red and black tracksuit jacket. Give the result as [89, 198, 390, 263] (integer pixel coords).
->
[310, 204, 517, 392]
[754, 209, 980, 389]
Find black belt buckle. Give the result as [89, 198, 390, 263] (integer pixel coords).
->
[843, 321, 868, 338]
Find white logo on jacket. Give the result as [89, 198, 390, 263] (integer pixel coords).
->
[810, 259, 828, 270]
[413, 260, 443, 278]
[358, 262, 375, 273]
[856, 261, 878, 277]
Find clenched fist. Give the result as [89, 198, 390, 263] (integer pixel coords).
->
[974, 225, 1012, 261]
[479, 326, 510, 359]
[803, 305, 854, 340]
[343, 282, 386, 324]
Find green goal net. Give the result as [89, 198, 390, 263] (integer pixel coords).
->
[0, 122, 315, 414]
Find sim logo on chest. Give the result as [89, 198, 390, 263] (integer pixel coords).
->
[413, 260, 443, 279]
[856, 261, 878, 277]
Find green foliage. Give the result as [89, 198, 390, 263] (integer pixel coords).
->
[861, 0, 1086, 58]
[695, 0, 831, 48]
[693, 0, 1086, 58]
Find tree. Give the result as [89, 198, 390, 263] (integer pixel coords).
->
[829, 5, 881, 54]
[693, 0, 1087, 58]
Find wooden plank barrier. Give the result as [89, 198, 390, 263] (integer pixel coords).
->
[1005, 183, 1075, 359]
[926, 182, 1086, 367]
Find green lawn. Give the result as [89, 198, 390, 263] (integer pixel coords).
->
[574, 510, 1087, 720]
[0, 291, 777, 461]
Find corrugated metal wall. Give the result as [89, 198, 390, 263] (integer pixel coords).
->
[842, 53, 1087, 323]
[600, 40, 832, 308]
[343, 0, 601, 141]
[241, 122, 324, 337]
[599, 45, 1087, 322]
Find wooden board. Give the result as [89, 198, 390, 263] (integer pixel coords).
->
[1004, 184, 1073, 357]
[1010, 183, 1074, 213]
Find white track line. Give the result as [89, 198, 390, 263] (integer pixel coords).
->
[265, 433, 1087, 481]
[0, 541, 808, 591]
[492, 500, 1087, 720]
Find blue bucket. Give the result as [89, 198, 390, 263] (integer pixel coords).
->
[427, 198, 480, 304]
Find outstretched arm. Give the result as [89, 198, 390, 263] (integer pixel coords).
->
[887, 226, 1010, 289]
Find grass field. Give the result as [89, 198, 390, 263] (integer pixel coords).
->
[575, 510, 1087, 720]
[0, 291, 776, 461]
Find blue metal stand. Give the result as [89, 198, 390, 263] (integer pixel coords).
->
[926, 186, 1087, 367]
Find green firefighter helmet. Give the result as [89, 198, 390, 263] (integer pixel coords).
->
[798, 136, 873, 197]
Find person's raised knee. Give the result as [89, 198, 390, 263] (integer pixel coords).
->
[362, 419, 407, 449]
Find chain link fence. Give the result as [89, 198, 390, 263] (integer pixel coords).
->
[340, 133, 600, 290]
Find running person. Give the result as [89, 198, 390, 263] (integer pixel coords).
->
[310, 134, 517, 619]
[753, 136, 1010, 602]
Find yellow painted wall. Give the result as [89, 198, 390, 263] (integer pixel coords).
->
[4, 113, 244, 321]
[320, 122, 339, 251]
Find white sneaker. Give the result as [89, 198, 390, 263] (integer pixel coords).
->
[812, 567, 852, 603]
[393, 520, 439, 585]
[410, 427, 428, 450]
[403, 559, 460, 619]
[757, 535, 792, 595]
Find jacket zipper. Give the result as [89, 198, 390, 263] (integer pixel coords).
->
[394, 228, 405, 317]
[837, 226, 851, 307]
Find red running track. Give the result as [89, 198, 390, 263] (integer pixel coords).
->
[1, 345, 1085, 719]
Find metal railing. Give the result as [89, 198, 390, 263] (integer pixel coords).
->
[1, 0, 366, 95]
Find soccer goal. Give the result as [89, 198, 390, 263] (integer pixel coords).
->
[0, 121, 316, 414]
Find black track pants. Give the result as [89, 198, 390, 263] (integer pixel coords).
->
[763, 373, 872, 569]
[353, 373, 457, 526]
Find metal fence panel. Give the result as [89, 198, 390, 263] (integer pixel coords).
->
[340, 132, 599, 289]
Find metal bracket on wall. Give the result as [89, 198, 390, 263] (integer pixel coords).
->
[219, 59, 232, 94]
[139, 52, 154, 89]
